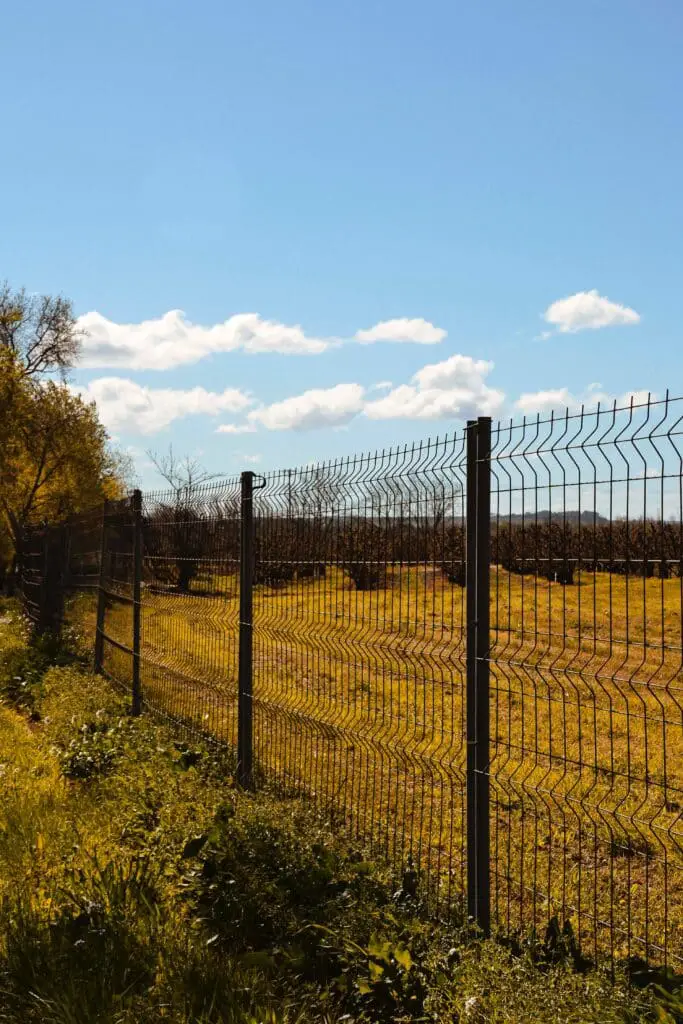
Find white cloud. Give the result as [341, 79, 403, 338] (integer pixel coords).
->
[619, 389, 654, 408]
[515, 388, 577, 414]
[216, 423, 258, 435]
[77, 310, 331, 370]
[355, 317, 446, 345]
[248, 384, 366, 432]
[74, 377, 251, 434]
[76, 310, 452, 370]
[238, 354, 504, 432]
[243, 454, 262, 464]
[543, 290, 640, 334]
[80, 351, 508, 439]
[365, 354, 505, 421]
[515, 385, 656, 416]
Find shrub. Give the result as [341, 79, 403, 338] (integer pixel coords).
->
[59, 716, 128, 779]
[344, 562, 386, 591]
[182, 801, 392, 958]
[0, 629, 75, 712]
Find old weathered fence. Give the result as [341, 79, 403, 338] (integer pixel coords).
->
[19, 396, 683, 970]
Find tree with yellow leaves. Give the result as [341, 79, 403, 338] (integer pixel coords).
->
[0, 283, 130, 588]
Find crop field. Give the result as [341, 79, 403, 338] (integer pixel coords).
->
[67, 560, 683, 968]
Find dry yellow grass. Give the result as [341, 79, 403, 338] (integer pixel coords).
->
[70, 565, 683, 966]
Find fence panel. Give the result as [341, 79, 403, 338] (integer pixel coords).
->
[94, 497, 136, 693]
[19, 525, 49, 629]
[137, 478, 242, 742]
[486, 395, 683, 966]
[252, 435, 470, 914]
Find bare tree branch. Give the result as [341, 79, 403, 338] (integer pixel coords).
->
[146, 444, 221, 499]
[0, 282, 82, 379]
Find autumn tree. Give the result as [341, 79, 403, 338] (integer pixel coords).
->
[0, 348, 23, 490]
[0, 283, 128, 587]
[1, 383, 127, 568]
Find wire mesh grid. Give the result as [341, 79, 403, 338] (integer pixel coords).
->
[252, 436, 469, 915]
[18, 526, 48, 628]
[134, 478, 242, 742]
[94, 497, 136, 694]
[487, 394, 683, 966]
[16, 393, 683, 969]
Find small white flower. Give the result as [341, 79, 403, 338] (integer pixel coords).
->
[464, 997, 480, 1020]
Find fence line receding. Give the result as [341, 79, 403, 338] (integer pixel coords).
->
[18, 394, 683, 970]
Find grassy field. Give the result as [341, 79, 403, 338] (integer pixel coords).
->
[73, 563, 683, 967]
[2, 600, 677, 1022]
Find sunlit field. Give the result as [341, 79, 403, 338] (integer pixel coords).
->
[71, 563, 683, 967]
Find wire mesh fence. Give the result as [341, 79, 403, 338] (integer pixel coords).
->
[251, 436, 470, 922]
[17, 394, 683, 970]
[487, 397, 683, 968]
[139, 478, 242, 738]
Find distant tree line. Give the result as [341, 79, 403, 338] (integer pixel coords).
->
[130, 504, 683, 595]
[493, 518, 682, 583]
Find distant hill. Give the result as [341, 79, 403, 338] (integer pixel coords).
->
[499, 510, 609, 525]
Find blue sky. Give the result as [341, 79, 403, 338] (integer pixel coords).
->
[2, 0, 682, 488]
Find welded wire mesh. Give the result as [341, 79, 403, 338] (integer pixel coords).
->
[95, 497, 137, 692]
[18, 526, 48, 628]
[137, 479, 242, 741]
[16, 393, 683, 969]
[252, 437, 469, 914]
[487, 394, 683, 967]
[61, 505, 109, 650]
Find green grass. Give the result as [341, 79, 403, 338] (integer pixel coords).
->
[75, 564, 683, 966]
[0, 599, 680, 1022]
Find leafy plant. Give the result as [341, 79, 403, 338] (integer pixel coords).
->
[308, 923, 435, 1021]
[0, 629, 75, 712]
[59, 716, 126, 779]
[626, 959, 683, 1023]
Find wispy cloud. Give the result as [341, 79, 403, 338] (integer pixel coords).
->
[515, 384, 655, 415]
[83, 355, 658, 444]
[216, 423, 258, 435]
